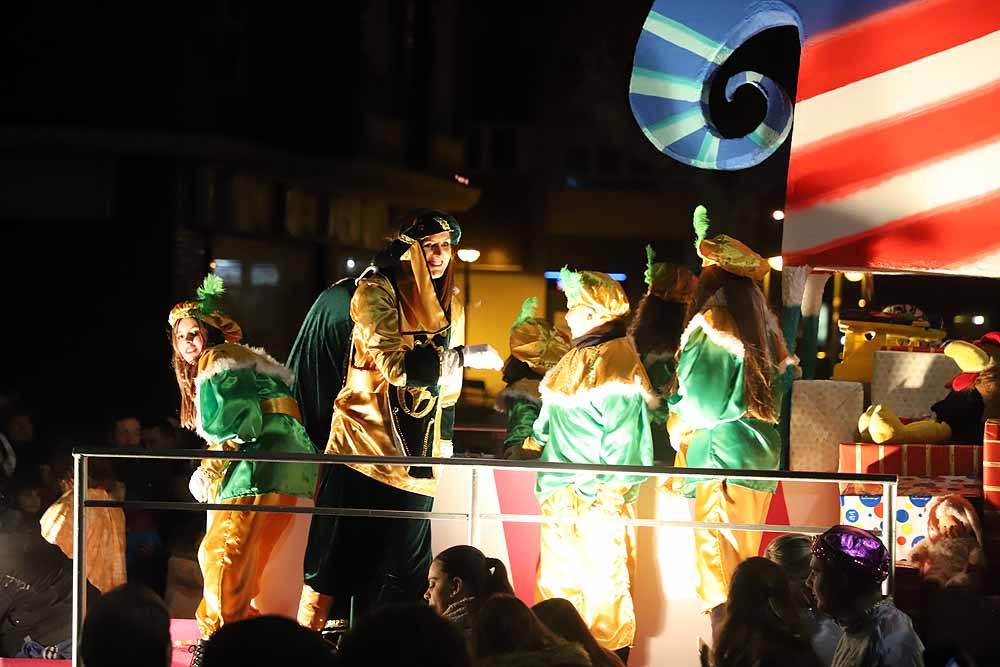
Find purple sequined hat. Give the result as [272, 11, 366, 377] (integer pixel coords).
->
[811, 525, 890, 586]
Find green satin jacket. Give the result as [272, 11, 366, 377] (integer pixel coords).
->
[667, 307, 788, 495]
[196, 344, 318, 501]
[527, 337, 656, 504]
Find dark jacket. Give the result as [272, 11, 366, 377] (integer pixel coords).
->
[0, 505, 95, 656]
[476, 644, 592, 667]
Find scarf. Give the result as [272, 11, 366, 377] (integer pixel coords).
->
[571, 318, 628, 350]
[443, 596, 477, 635]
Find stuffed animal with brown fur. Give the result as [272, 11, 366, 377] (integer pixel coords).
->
[908, 494, 986, 589]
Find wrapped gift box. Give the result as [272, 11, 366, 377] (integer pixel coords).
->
[839, 442, 982, 492]
[983, 420, 1000, 586]
[871, 350, 960, 419]
[790, 380, 865, 472]
[840, 475, 982, 561]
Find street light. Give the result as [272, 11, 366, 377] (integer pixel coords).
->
[457, 249, 481, 342]
[457, 249, 481, 263]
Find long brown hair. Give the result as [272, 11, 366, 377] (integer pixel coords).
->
[473, 594, 571, 660]
[628, 292, 687, 359]
[532, 598, 625, 667]
[435, 258, 456, 319]
[683, 265, 781, 423]
[714, 558, 821, 667]
[171, 319, 222, 430]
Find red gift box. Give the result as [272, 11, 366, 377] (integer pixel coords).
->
[984, 420, 1000, 593]
[839, 442, 982, 493]
[984, 420, 1000, 529]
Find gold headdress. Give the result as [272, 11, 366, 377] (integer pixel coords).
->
[168, 274, 243, 343]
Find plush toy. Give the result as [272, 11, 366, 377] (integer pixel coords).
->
[857, 404, 951, 444]
[943, 336, 1000, 419]
[931, 336, 1000, 443]
[908, 494, 986, 589]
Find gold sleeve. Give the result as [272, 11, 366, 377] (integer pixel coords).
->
[351, 277, 408, 387]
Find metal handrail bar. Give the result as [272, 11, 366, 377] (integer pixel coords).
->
[70, 447, 897, 485]
[82, 498, 877, 536]
[475, 513, 867, 535]
[84, 499, 468, 521]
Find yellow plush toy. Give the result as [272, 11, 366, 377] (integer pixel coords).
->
[858, 404, 951, 444]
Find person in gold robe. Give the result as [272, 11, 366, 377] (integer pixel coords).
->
[298, 209, 503, 630]
[508, 267, 656, 661]
[39, 457, 126, 594]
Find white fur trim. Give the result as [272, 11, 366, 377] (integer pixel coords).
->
[679, 312, 746, 359]
[195, 345, 294, 387]
[194, 345, 294, 442]
[781, 265, 810, 307]
[778, 354, 800, 376]
[802, 273, 830, 317]
[539, 377, 660, 411]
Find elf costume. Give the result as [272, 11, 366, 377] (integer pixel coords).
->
[169, 276, 318, 641]
[513, 268, 655, 651]
[299, 210, 466, 628]
[666, 206, 796, 614]
[496, 297, 571, 454]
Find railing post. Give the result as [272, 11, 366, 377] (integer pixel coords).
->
[72, 453, 88, 666]
[882, 480, 896, 596]
[468, 466, 481, 547]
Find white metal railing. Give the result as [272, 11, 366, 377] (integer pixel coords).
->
[69, 447, 898, 665]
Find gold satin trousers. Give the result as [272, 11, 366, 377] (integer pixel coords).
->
[536, 485, 637, 651]
[692, 479, 772, 612]
[197, 493, 296, 638]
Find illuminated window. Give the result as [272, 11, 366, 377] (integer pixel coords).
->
[251, 263, 280, 287]
[213, 259, 243, 286]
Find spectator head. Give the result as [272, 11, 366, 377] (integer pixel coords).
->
[80, 584, 171, 667]
[336, 603, 470, 667]
[8, 468, 42, 515]
[714, 557, 810, 666]
[810, 525, 889, 617]
[473, 594, 566, 661]
[765, 533, 816, 609]
[533, 597, 625, 667]
[110, 415, 142, 448]
[0, 398, 34, 446]
[201, 616, 334, 667]
[141, 418, 178, 451]
[425, 545, 514, 614]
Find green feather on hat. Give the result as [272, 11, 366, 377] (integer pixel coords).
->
[692, 205, 710, 252]
[511, 296, 539, 332]
[196, 273, 226, 316]
[559, 265, 584, 308]
[644, 244, 657, 287]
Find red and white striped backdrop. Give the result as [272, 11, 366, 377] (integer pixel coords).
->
[781, 0, 1000, 277]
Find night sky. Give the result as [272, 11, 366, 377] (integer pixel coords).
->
[2, 1, 998, 437]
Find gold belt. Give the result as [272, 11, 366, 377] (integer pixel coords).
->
[260, 396, 303, 423]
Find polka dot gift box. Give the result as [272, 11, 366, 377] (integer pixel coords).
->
[840, 475, 982, 561]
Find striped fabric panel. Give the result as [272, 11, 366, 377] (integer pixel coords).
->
[781, 0, 1000, 277]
